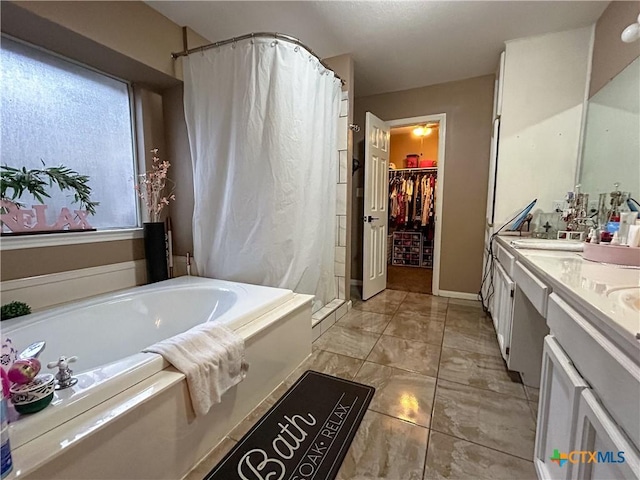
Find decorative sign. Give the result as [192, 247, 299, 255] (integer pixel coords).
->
[0, 200, 93, 234]
[204, 371, 374, 480]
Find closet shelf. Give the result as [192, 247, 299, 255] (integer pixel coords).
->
[389, 167, 438, 173]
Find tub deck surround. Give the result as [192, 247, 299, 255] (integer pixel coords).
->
[2, 278, 312, 480]
[496, 236, 640, 356]
[3, 276, 293, 372]
[4, 277, 293, 449]
[311, 297, 350, 341]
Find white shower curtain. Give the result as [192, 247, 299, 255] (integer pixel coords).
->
[183, 37, 340, 309]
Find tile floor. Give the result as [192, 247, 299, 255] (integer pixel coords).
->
[186, 289, 539, 480]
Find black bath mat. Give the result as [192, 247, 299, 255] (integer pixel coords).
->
[204, 370, 375, 480]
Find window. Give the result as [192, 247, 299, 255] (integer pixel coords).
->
[1, 37, 139, 231]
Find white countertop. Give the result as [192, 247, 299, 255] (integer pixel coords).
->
[496, 236, 640, 355]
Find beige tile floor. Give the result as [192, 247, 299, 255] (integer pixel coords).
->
[185, 289, 539, 480]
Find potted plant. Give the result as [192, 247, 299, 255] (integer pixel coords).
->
[0, 301, 31, 321]
[135, 149, 175, 283]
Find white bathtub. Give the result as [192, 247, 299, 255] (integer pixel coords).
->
[2, 276, 312, 479]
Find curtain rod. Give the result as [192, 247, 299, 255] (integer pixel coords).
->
[171, 32, 344, 85]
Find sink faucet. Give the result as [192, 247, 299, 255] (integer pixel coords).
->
[47, 355, 78, 389]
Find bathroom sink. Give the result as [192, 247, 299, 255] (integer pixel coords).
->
[606, 286, 640, 313]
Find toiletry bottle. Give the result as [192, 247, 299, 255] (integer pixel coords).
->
[606, 212, 620, 235]
[611, 231, 621, 245]
[608, 185, 622, 233]
[0, 396, 12, 479]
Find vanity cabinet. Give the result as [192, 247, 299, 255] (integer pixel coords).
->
[491, 242, 516, 361]
[490, 241, 551, 385]
[540, 295, 640, 480]
[536, 335, 640, 480]
[492, 262, 514, 361]
[535, 336, 589, 480]
[507, 261, 551, 387]
[570, 390, 640, 480]
[547, 294, 640, 448]
[492, 238, 640, 480]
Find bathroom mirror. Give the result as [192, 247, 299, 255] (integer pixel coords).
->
[579, 57, 640, 201]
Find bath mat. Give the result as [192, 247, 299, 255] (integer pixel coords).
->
[204, 370, 375, 480]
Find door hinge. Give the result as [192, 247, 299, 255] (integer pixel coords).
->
[510, 289, 514, 298]
[506, 347, 510, 355]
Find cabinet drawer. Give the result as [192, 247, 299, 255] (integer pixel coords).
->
[571, 390, 640, 480]
[514, 261, 550, 316]
[496, 242, 515, 277]
[548, 293, 640, 448]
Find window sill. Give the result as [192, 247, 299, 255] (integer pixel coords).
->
[0, 228, 144, 251]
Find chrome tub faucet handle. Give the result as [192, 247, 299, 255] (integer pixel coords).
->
[47, 355, 78, 390]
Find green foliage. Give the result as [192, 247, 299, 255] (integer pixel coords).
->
[1, 161, 99, 215]
[1, 301, 31, 321]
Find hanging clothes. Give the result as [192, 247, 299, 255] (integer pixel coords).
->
[405, 176, 414, 224]
[413, 175, 422, 228]
[389, 176, 399, 226]
[397, 177, 407, 227]
[421, 174, 429, 227]
[388, 169, 437, 230]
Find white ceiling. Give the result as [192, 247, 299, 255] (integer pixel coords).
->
[147, 1, 608, 97]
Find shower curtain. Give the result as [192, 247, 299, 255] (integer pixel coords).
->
[183, 37, 340, 309]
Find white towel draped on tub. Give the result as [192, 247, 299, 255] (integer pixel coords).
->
[142, 324, 249, 416]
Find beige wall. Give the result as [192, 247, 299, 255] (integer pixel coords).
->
[8, 1, 183, 84]
[1, 240, 145, 281]
[163, 28, 210, 256]
[590, 1, 640, 98]
[353, 75, 495, 294]
[1, 1, 196, 281]
[390, 130, 439, 169]
[164, 84, 195, 256]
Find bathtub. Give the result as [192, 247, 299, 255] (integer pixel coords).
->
[2, 276, 313, 479]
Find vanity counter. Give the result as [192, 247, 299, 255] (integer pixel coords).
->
[495, 236, 640, 479]
[495, 236, 640, 357]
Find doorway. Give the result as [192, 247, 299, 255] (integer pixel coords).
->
[387, 119, 441, 294]
[361, 113, 446, 299]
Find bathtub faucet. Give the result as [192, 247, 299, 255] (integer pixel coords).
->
[47, 355, 78, 390]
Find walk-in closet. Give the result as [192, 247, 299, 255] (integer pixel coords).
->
[387, 122, 439, 294]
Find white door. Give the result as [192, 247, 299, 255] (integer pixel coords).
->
[362, 112, 390, 300]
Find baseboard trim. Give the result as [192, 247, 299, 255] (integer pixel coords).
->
[1, 260, 147, 311]
[350, 279, 362, 286]
[438, 290, 479, 301]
